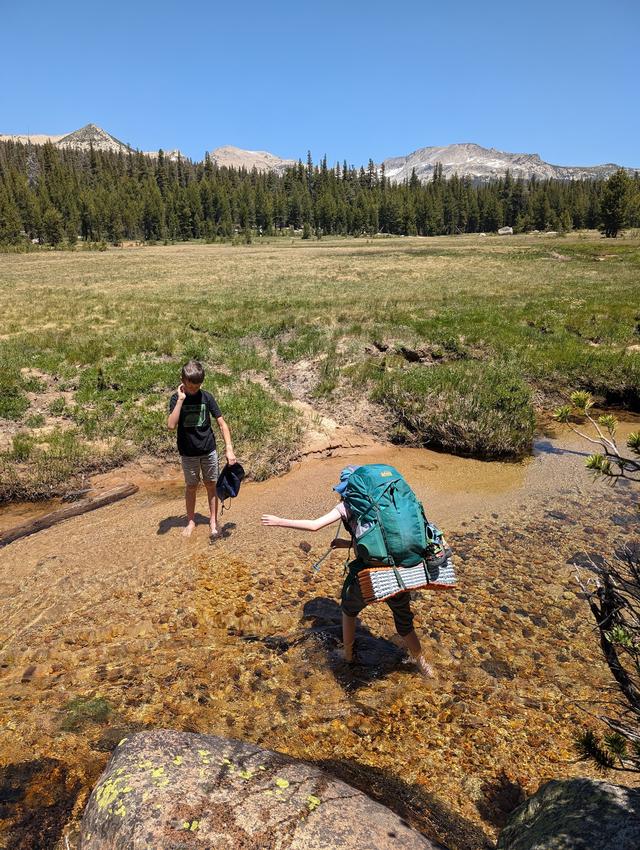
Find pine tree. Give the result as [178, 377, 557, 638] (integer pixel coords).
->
[0, 189, 23, 243]
[141, 181, 165, 241]
[599, 169, 632, 238]
[481, 194, 502, 232]
[367, 159, 378, 189]
[42, 206, 65, 246]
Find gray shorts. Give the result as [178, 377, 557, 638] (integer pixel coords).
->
[180, 451, 218, 486]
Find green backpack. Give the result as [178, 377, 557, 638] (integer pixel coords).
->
[342, 464, 429, 568]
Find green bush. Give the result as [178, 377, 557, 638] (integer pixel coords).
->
[375, 361, 535, 458]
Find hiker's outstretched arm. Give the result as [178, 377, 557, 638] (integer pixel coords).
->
[261, 507, 341, 532]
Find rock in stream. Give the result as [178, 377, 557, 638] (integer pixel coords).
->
[79, 730, 441, 849]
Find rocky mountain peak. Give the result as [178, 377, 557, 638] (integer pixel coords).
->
[382, 142, 635, 183]
[209, 145, 295, 173]
[56, 124, 131, 154]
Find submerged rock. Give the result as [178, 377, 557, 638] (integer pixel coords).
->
[496, 778, 640, 849]
[80, 730, 440, 849]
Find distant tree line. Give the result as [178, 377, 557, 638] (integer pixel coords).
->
[0, 141, 639, 246]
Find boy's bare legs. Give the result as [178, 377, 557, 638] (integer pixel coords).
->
[183, 484, 198, 537]
[204, 480, 219, 537]
[342, 613, 357, 662]
[402, 629, 434, 678]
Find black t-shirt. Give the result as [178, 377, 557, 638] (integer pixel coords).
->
[169, 389, 222, 457]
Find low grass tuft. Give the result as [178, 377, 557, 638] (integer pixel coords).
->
[60, 696, 112, 731]
[375, 362, 535, 458]
[11, 432, 35, 461]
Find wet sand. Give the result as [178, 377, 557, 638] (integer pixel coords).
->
[0, 423, 638, 849]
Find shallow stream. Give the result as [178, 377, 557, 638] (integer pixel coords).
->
[0, 422, 638, 849]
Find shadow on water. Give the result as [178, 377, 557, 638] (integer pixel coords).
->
[0, 759, 82, 850]
[475, 770, 526, 830]
[233, 596, 411, 692]
[533, 439, 590, 458]
[301, 597, 410, 692]
[157, 511, 209, 534]
[313, 757, 494, 850]
[497, 778, 640, 848]
[156, 513, 236, 537]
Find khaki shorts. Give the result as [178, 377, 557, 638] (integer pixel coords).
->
[180, 451, 219, 486]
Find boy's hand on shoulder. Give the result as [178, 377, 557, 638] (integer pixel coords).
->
[177, 384, 186, 402]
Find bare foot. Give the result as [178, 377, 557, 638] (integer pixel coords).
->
[209, 526, 220, 542]
[414, 654, 435, 679]
[182, 520, 196, 538]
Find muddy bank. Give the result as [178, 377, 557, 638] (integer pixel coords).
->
[0, 424, 638, 849]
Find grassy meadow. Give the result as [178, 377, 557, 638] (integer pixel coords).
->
[0, 233, 639, 502]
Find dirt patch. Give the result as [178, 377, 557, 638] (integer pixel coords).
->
[246, 368, 391, 457]
[238, 333, 272, 362]
[278, 357, 321, 399]
[365, 336, 489, 366]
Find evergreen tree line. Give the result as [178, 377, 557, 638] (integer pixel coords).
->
[0, 140, 639, 246]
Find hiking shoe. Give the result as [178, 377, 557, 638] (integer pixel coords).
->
[413, 654, 435, 679]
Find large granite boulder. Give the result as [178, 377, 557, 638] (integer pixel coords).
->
[496, 777, 640, 850]
[80, 730, 440, 849]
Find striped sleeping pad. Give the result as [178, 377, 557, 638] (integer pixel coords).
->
[357, 547, 457, 605]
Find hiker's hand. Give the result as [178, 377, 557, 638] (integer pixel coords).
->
[226, 449, 237, 465]
[261, 514, 282, 526]
[177, 384, 186, 402]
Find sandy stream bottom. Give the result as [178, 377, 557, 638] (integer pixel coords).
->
[0, 425, 638, 849]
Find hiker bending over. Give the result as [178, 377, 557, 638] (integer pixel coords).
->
[261, 465, 434, 679]
[168, 359, 236, 540]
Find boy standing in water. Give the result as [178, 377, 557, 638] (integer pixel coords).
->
[168, 360, 236, 539]
[261, 465, 434, 678]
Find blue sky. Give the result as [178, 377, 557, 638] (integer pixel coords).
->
[2, 0, 638, 167]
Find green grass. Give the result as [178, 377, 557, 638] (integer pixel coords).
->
[374, 362, 535, 457]
[0, 368, 36, 420]
[60, 696, 112, 732]
[0, 233, 638, 500]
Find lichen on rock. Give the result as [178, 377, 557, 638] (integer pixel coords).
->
[79, 730, 439, 849]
